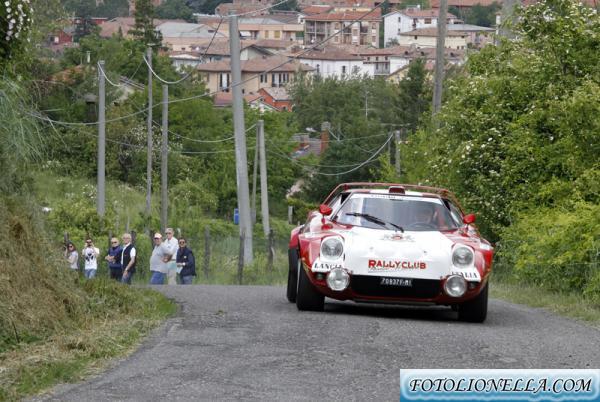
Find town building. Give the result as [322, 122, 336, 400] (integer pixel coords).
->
[397, 27, 468, 49]
[157, 21, 228, 51]
[383, 7, 459, 46]
[196, 55, 313, 95]
[304, 8, 382, 47]
[293, 46, 369, 78]
[258, 87, 293, 111]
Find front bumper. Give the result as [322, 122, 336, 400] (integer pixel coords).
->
[304, 263, 486, 305]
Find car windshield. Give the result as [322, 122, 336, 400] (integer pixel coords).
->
[332, 193, 460, 232]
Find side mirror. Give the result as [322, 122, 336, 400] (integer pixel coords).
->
[463, 214, 476, 225]
[319, 204, 333, 216]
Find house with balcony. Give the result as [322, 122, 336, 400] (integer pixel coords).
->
[397, 27, 468, 49]
[293, 46, 370, 78]
[383, 7, 459, 46]
[196, 55, 313, 96]
[304, 9, 382, 48]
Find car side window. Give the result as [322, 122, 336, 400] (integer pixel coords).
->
[444, 199, 463, 226]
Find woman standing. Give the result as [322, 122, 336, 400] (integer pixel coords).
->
[176, 238, 196, 285]
[65, 242, 79, 271]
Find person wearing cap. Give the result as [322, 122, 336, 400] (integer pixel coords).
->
[149, 233, 172, 285]
[163, 228, 178, 285]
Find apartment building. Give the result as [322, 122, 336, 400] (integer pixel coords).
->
[196, 55, 313, 95]
[304, 9, 382, 47]
[383, 7, 459, 46]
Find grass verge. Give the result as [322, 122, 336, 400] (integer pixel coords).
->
[0, 280, 176, 401]
[490, 277, 600, 326]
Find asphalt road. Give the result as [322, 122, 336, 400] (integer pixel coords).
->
[39, 285, 600, 401]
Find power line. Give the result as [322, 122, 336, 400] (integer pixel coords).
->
[167, 1, 387, 106]
[269, 133, 393, 176]
[144, 16, 225, 85]
[231, 0, 291, 17]
[98, 61, 122, 88]
[29, 2, 387, 125]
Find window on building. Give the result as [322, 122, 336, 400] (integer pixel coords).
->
[260, 73, 267, 83]
[342, 65, 346, 75]
[265, 31, 269, 38]
[375, 56, 379, 61]
[316, 64, 320, 74]
[424, 18, 432, 24]
[414, 35, 418, 40]
[398, 17, 401, 22]
[274, 31, 281, 39]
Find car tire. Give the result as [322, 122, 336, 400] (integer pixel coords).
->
[286, 248, 298, 303]
[296, 258, 324, 312]
[458, 283, 488, 323]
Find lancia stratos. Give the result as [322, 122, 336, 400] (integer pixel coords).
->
[286, 183, 494, 322]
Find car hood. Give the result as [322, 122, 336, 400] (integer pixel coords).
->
[333, 226, 477, 281]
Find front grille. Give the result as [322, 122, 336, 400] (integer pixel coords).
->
[350, 275, 441, 299]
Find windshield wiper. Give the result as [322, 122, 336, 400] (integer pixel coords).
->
[345, 212, 404, 232]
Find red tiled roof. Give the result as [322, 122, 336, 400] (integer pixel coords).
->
[304, 8, 382, 21]
[399, 27, 466, 37]
[430, 0, 499, 7]
[398, 7, 457, 18]
[294, 46, 363, 61]
[301, 5, 334, 15]
[197, 55, 314, 73]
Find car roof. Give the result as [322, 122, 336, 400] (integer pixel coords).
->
[323, 182, 465, 212]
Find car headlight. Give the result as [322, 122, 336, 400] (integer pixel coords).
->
[452, 245, 474, 268]
[444, 275, 467, 297]
[327, 268, 350, 291]
[321, 237, 344, 260]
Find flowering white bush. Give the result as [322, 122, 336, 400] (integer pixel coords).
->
[1, 0, 32, 59]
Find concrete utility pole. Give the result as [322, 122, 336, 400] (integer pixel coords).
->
[395, 129, 401, 177]
[229, 14, 253, 264]
[160, 84, 168, 232]
[145, 46, 153, 217]
[432, 0, 448, 122]
[97, 60, 106, 217]
[500, 0, 517, 39]
[258, 120, 270, 236]
[251, 125, 259, 225]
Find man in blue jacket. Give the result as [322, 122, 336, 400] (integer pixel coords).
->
[176, 237, 196, 285]
[105, 237, 123, 281]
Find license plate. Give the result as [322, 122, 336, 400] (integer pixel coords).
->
[379, 277, 413, 287]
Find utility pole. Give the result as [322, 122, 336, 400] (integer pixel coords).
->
[97, 60, 106, 217]
[258, 120, 270, 236]
[395, 129, 401, 177]
[160, 84, 168, 232]
[145, 46, 153, 218]
[499, 0, 517, 39]
[229, 14, 253, 264]
[251, 125, 259, 224]
[432, 0, 448, 123]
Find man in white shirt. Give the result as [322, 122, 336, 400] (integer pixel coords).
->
[149, 233, 171, 285]
[163, 228, 179, 285]
[82, 237, 100, 280]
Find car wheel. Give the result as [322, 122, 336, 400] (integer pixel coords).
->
[458, 283, 488, 323]
[286, 248, 298, 303]
[296, 257, 324, 312]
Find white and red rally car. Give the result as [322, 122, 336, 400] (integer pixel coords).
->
[287, 183, 494, 322]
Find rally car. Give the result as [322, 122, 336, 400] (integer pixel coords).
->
[286, 183, 494, 322]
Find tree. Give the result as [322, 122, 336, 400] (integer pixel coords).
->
[402, 0, 600, 241]
[156, 0, 195, 22]
[449, 2, 501, 27]
[130, 0, 162, 45]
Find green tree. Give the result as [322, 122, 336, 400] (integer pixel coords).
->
[449, 2, 501, 27]
[156, 0, 195, 22]
[402, 0, 600, 250]
[130, 0, 162, 45]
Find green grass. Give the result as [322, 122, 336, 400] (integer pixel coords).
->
[490, 277, 600, 325]
[0, 280, 176, 400]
